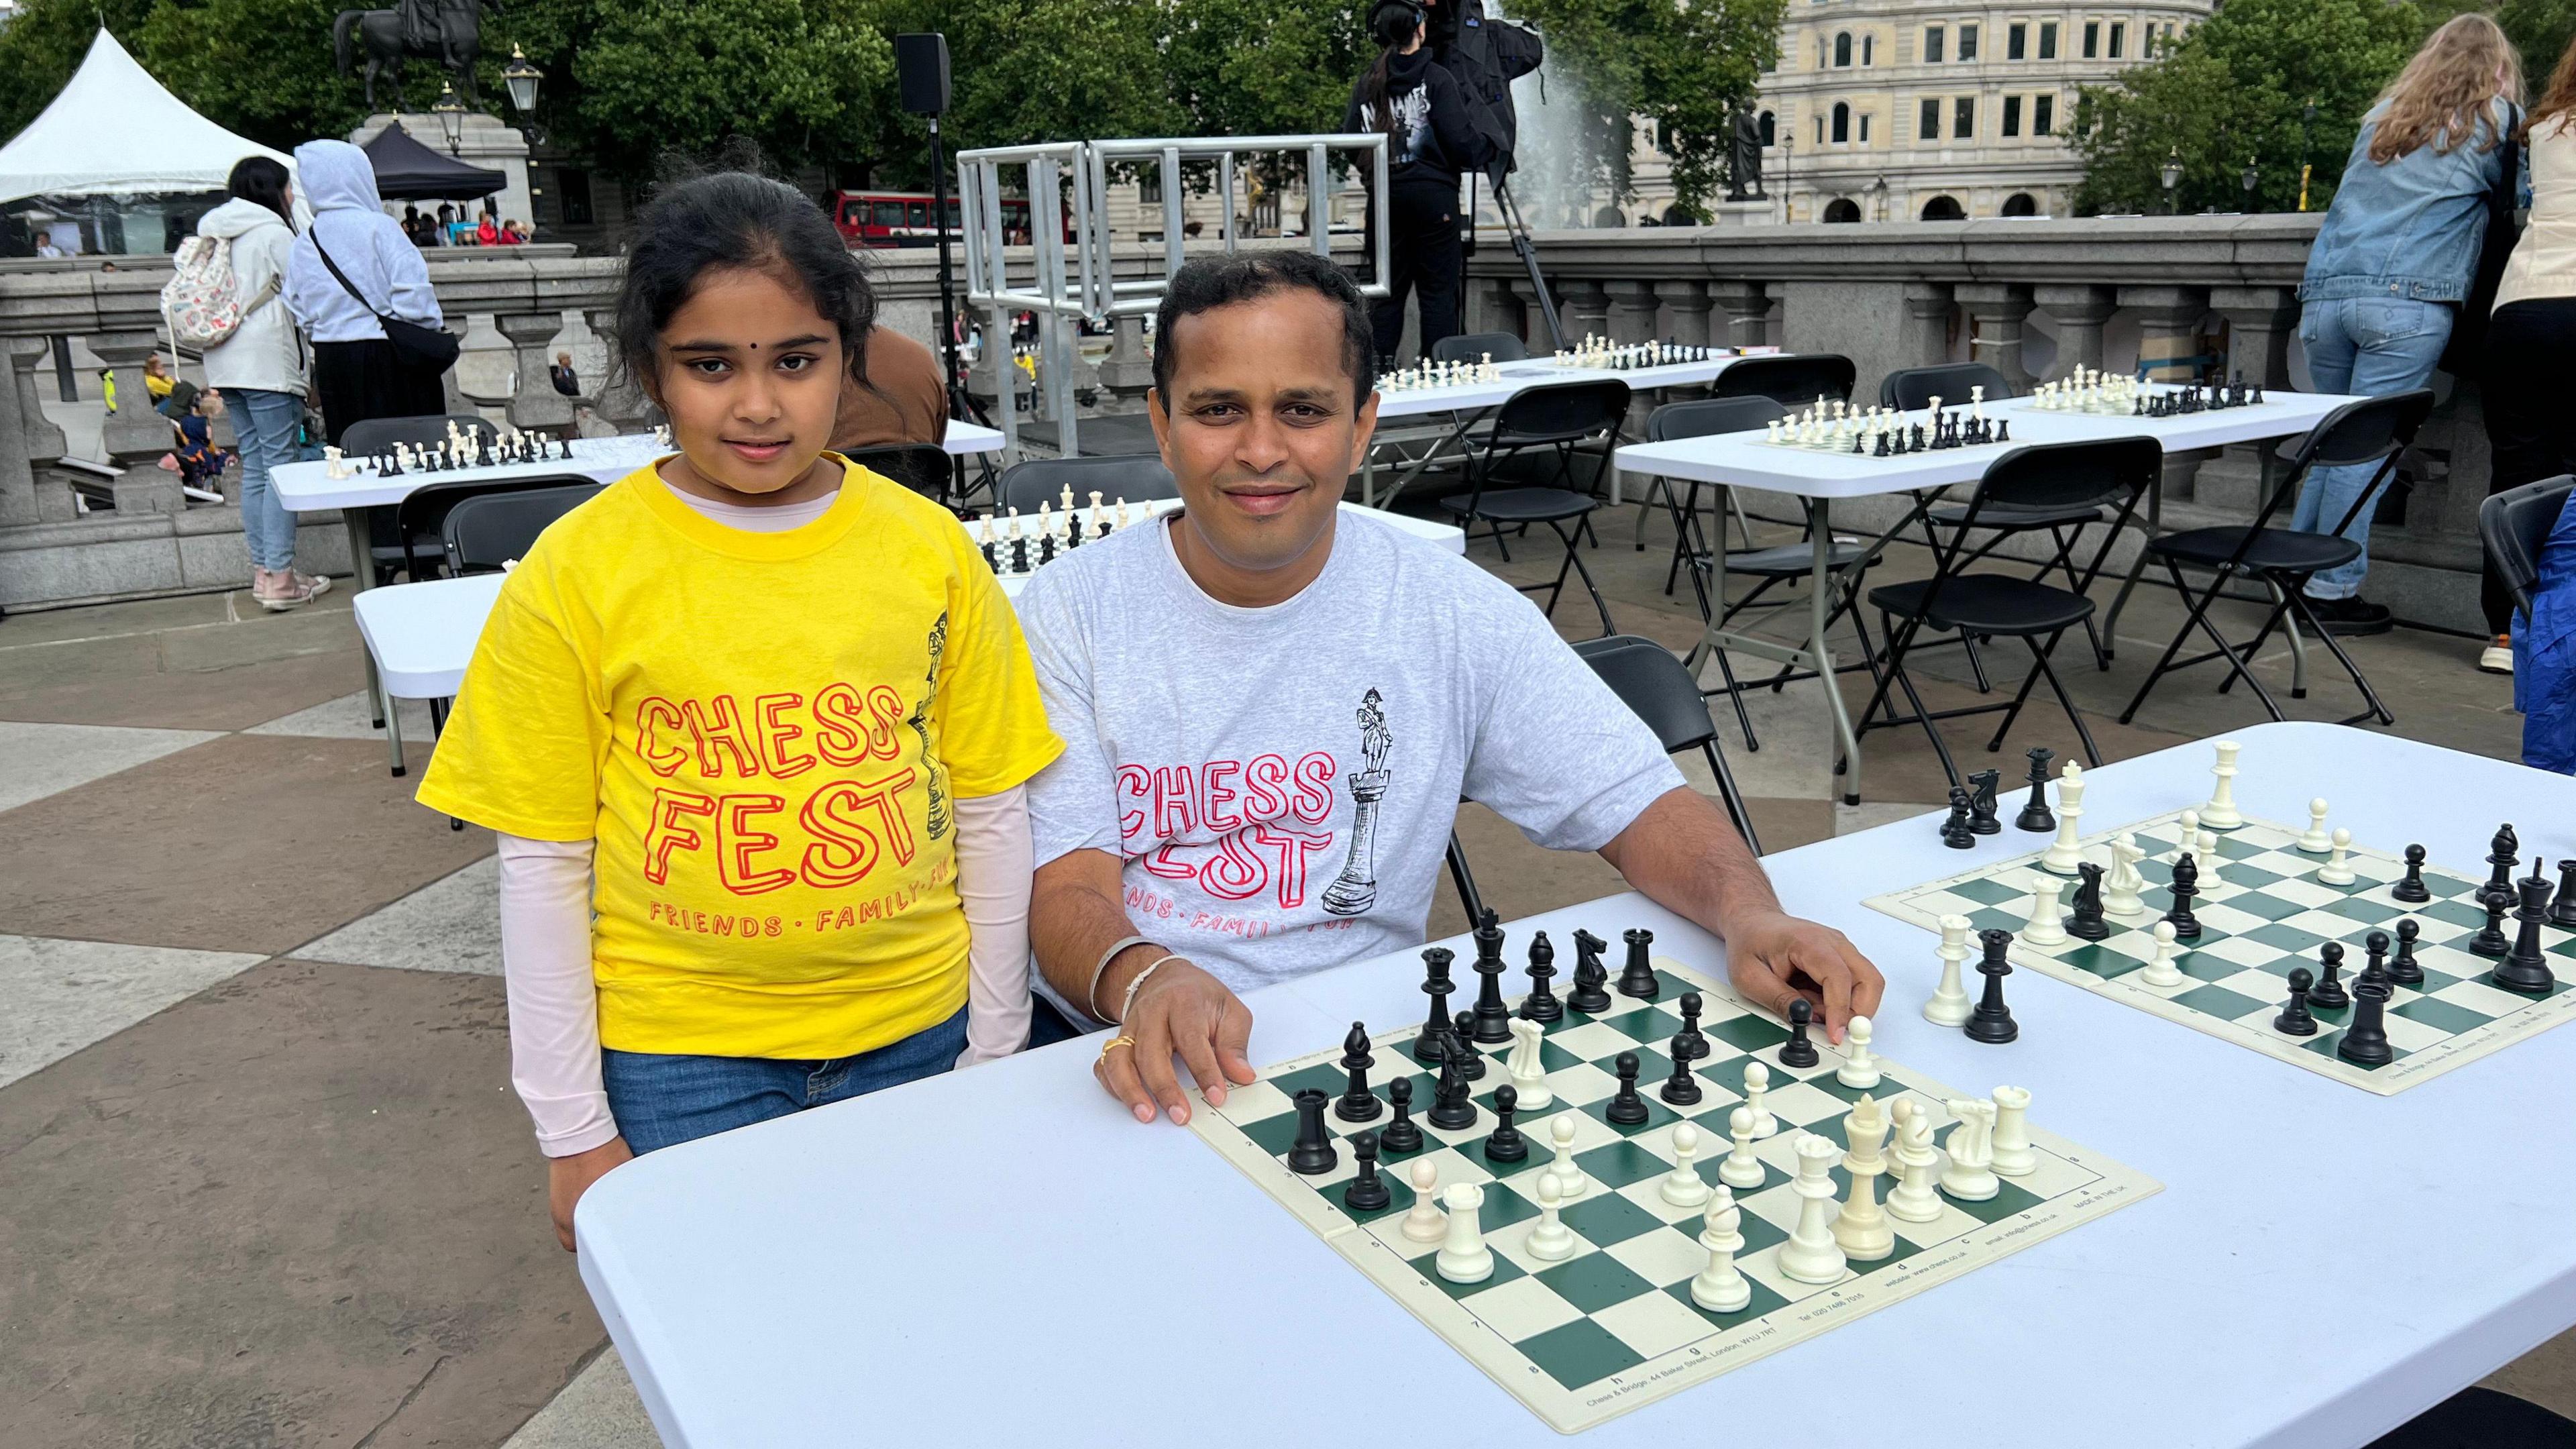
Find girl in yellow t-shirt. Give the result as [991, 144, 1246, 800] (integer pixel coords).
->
[417, 172, 1061, 1250]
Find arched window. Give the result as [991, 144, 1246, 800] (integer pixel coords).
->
[1823, 198, 1863, 223]
[1831, 102, 1851, 142]
[1862, 34, 1876, 64]
[1759, 111, 1777, 146]
[2001, 192, 2039, 217]
[1835, 32, 1852, 66]
[1662, 203, 1694, 226]
[1919, 194, 1966, 221]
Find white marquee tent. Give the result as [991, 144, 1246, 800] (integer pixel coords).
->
[0, 29, 290, 203]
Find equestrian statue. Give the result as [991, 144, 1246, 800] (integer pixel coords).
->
[333, 0, 498, 112]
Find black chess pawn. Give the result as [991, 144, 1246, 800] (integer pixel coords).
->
[1941, 788, 1978, 849]
[2309, 942, 2351, 1010]
[2390, 844, 2432, 904]
[1568, 930, 1613, 1012]
[2389, 918, 2425, 987]
[1778, 998, 1821, 1067]
[2469, 885, 2514, 959]
[1287, 1089, 1338, 1175]
[1967, 769, 2003, 835]
[1674, 991, 1709, 1061]
[2163, 854, 2204, 941]
[1427, 1039, 1479, 1130]
[2016, 747, 2057, 832]
[2274, 966, 2319, 1036]
[1661, 1036, 1704, 1105]
[1342, 1130, 1392, 1212]
[1335, 1021, 1383, 1123]
[1379, 1078, 1424, 1154]
[2068, 863, 2110, 941]
[2486, 824, 2520, 900]
[2337, 981, 2396, 1067]
[2355, 930, 2392, 996]
[1450, 1011, 1487, 1080]
[1520, 931, 1563, 1023]
[2495, 874, 2559, 996]
[1414, 947, 1458, 1066]
[1967, 929, 2020, 1043]
[1469, 908, 1514, 1043]
[2555, 861, 2576, 929]
[1617, 928, 1660, 999]
[1605, 1051, 1651, 1125]
[1484, 1085, 1529, 1162]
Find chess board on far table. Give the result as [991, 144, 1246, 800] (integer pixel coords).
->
[1866, 811, 2576, 1095]
[1189, 955, 2158, 1434]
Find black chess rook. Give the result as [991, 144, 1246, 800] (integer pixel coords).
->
[2337, 983, 2396, 1067]
[1617, 928, 1660, 999]
[1287, 1089, 1337, 1175]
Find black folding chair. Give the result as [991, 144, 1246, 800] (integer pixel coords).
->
[1878, 363, 2010, 410]
[1574, 634, 1762, 854]
[341, 413, 501, 585]
[1440, 378, 1629, 636]
[1431, 331, 1532, 364]
[2116, 391, 2433, 729]
[998, 454, 1179, 518]
[441, 481, 604, 574]
[393, 474, 596, 584]
[1856, 437, 2159, 788]
[1711, 354, 1857, 409]
[2477, 474, 2576, 621]
[844, 443, 955, 504]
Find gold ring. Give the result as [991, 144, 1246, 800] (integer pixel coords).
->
[1098, 1035, 1137, 1059]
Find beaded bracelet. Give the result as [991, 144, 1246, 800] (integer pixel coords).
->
[1117, 955, 1186, 1027]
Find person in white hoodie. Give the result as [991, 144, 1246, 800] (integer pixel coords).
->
[199, 156, 329, 610]
[281, 138, 445, 446]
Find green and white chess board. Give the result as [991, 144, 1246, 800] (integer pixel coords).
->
[1866, 810, 2576, 1095]
[1189, 953, 2158, 1434]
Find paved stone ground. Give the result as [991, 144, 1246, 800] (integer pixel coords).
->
[0, 495, 2564, 1448]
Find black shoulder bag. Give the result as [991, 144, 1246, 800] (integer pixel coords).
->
[2440, 105, 2524, 380]
[310, 232, 461, 374]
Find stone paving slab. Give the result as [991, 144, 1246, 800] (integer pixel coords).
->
[499, 1350, 659, 1449]
[0, 649, 372, 733]
[299, 857, 501, 977]
[248, 689, 441, 745]
[0, 719, 223, 813]
[0, 933, 264, 1089]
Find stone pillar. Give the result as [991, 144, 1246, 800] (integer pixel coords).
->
[0, 338, 36, 527]
[1468, 276, 1525, 343]
[1710, 280, 1770, 351]
[583, 309, 659, 432]
[2033, 284, 2116, 382]
[1901, 283, 1955, 370]
[2116, 285, 2210, 383]
[499, 312, 577, 435]
[1096, 315, 1155, 405]
[1955, 282, 2035, 392]
[1562, 280, 1611, 346]
[91, 331, 170, 466]
[1604, 280, 1661, 345]
[1655, 280, 1714, 349]
[1509, 278, 1560, 352]
[2210, 286, 2299, 390]
[2, 336, 73, 525]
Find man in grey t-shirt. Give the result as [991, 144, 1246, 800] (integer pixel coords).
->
[1022, 250, 1884, 1127]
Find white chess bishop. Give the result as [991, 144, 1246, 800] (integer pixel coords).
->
[1691, 1185, 1752, 1313]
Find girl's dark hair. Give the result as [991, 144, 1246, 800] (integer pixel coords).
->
[610, 170, 876, 398]
[1359, 0, 1426, 136]
[226, 156, 292, 223]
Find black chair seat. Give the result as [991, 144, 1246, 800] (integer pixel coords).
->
[2150, 525, 2361, 574]
[1868, 574, 2096, 634]
[1927, 499, 2106, 530]
[1442, 487, 1598, 523]
[1723, 541, 1870, 576]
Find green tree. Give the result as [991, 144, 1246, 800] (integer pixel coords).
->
[564, 0, 892, 179]
[0, 0, 161, 142]
[2071, 0, 2425, 215]
[1497, 0, 1784, 220]
[138, 0, 371, 147]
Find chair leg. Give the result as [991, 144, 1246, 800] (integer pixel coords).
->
[1883, 652, 1964, 790]
[2043, 525, 2112, 672]
[1702, 742, 1763, 855]
[2219, 587, 2295, 697]
[2118, 558, 2283, 725]
[1957, 631, 1996, 693]
[1703, 646, 1762, 752]
[1633, 476, 1662, 551]
[1552, 519, 1618, 637]
[2025, 634, 2107, 765]
[2285, 591, 2398, 726]
[1982, 634, 2057, 752]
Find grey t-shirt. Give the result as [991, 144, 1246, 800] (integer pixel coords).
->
[1019, 511, 1684, 1002]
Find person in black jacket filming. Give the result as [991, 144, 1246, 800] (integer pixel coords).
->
[1345, 0, 1494, 364]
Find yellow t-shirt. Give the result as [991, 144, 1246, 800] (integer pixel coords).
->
[417, 459, 1063, 1059]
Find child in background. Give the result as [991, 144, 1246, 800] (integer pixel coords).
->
[160, 382, 232, 487]
[417, 171, 1061, 1251]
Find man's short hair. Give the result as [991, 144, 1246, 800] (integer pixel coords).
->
[1151, 250, 1374, 411]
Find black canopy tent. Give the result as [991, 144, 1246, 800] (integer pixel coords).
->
[362, 123, 504, 201]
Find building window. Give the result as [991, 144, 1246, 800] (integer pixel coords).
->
[1925, 25, 1945, 62]
[1863, 34, 1875, 64]
[557, 168, 594, 227]
[1960, 23, 1979, 59]
[1832, 101, 1851, 142]
[2034, 93, 2055, 135]
[1835, 31, 1851, 65]
[2002, 192, 2039, 216]
[2108, 21, 2124, 56]
[1824, 198, 1863, 222]
[2041, 21, 2058, 58]
[1139, 169, 1163, 205]
[1760, 110, 1777, 145]
[2003, 95, 2023, 136]
[1860, 112, 1872, 142]
[1921, 195, 1967, 220]
[1954, 95, 1976, 138]
[2083, 20, 2099, 56]
[2008, 22, 2026, 58]
[1920, 97, 1941, 139]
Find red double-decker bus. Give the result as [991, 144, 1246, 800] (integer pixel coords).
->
[833, 189, 1063, 248]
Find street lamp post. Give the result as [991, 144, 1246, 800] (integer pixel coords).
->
[1780, 133, 1794, 223]
[2161, 146, 2183, 215]
[2299, 99, 2318, 211]
[2242, 159, 2259, 213]
[1872, 174, 1889, 222]
[502, 46, 542, 119]
[432, 81, 467, 156]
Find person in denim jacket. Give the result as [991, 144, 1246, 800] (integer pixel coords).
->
[2296, 13, 2524, 633]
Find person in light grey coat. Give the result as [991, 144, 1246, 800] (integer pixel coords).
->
[282, 138, 447, 445]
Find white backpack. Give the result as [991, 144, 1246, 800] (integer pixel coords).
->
[162, 234, 276, 351]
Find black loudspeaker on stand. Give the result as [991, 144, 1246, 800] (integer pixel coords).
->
[894, 32, 990, 505]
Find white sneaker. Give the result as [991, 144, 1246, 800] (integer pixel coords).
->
[2479, 636, 2513, 675]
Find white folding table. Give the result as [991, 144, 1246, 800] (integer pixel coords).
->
[1358, 356, 1752, 510]
[570, 720, 2576, 1448]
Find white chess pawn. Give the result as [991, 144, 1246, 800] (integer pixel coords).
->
[1527, 1171, 1578, 1260]
[1661, 1122, 1713, 1207]
[323, 445, 345, 479]
[1115, 499, 1132, 531]
[1739, 1060, 1778, 1137]
[1766, 419, 1784, 445]
[2298, 798, 2333, 853]
[1549, 1113, 1589, 1199]
[1938, 1100, 2001, 1201]
[2021, 874, 2071, 947]
[1836, 1014, 1880, 1088]
[1719, 1106, 1766, 1189]
[1506, 1018, 1552, 1110]
[1886, 1100, 1943, 1223]
[2176, 808, 2201, 859]
[1435, 1183, 1493, 1283]
[1776, 1133, 1849, 1285]
[2104, 834, 2148, 917]
[1990, 1085, 2035, 1177]
[2139, 920, 2185, 988]
[1401, 1159, 1446, 1242]
[2041, 760, 2086, 875]
[1690, 1185, 1752, 1311]
[1927, 914, 1975, 1026]
[2319, 827, 2357, 886]
[2202, 740, 2243, 828]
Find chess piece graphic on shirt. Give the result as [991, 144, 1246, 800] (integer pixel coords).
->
[1322, 689, 1394, 916]
[904, 612, 953, 841]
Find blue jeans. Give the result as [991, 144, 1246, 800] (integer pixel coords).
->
[601, 1004, 968, 1155]
[2292, 296, 2451, 598]
[229, 387, 313, 572]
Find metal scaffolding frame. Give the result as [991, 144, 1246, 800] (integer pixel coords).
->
[958, 131, 1389, 461]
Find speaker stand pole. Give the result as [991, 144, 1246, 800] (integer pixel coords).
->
[925, 112, 986, 506]
[1493, 175, 1564, 352]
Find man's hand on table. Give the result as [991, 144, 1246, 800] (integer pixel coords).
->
[1093, 957, 1257, 1125]
[1720, 907, 1884, 1045]
[548, 1136, 634, 1252]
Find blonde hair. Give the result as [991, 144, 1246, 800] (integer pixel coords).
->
[2370, 13, 2523, 163]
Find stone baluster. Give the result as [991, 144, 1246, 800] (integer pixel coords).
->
[1955, 283, 2035, 392]
[2032, 284, 2115, 382]
[1468, 276, 1525, 343]
[1095, 315, 1155, 405]
[1509, 278, 1560, 352]
[5, 335, 73, 523]
[500, 311, 577, 435]
[1561, 280, 1612, 348]
[1604, 280, 1661, 345]
[2211, 286, 2298, 390]
[89, 331, 183, 515]
[0, 337, 37, 527]
[583, 307, 659, 433]
[2117, 285, 2210, 384]
[1654, 280, 1714, 350]
[1710, 281, 1770, 351]
[1902, 283, 1956, 370]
